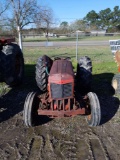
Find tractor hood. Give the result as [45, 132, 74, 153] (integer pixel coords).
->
[48, 59, 74, 84]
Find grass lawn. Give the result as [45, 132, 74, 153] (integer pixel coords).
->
[23, 45, 117, 73]
[23, 35, 120, 42]
[23, 45, 118, 95]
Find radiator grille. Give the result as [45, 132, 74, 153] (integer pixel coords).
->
[50, 83, 72, 99]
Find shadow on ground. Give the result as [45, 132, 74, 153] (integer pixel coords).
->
[0, 64, 119, 125]
[0, 64, 36, 123]
[91, 72, 120, 125]
[99, 96, 119, 125]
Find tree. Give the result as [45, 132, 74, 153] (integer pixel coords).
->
[9, 0, 38, 50]
[111, 6, 120, 30]
[84, 6, 120, 32]
[60, 21, 69, 28]
[7, 17, 17, 36]
[35, 6, 55, 41]
[84, 10, 99, 23]
[0, 1, 10, 33]
[84, 10, 99, 28]
[59, 21, 69, 34]
[98, 8, 112, 29]
[70, 19, 86, 31]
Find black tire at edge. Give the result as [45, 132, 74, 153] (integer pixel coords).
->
[23, 92, 36, 127]
[87, 92, 101, 126]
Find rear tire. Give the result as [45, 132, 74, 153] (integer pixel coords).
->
[23, 92, 39, 127]
[86, 92, 101, 126]
[76, 56, 92, 93]
[112, 74, 120, 94]
[35, 55, 52, 92]
[78, 56, 92, 72]
[0, 43, 24, 86]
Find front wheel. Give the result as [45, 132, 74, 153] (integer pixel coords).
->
[23, 92, 39, 127]
[35, 55, 53, 92]
[86, 92, 101, 126]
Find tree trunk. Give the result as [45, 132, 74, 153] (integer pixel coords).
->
[17, 26, 23, 51]
[46, 30, 49, 42]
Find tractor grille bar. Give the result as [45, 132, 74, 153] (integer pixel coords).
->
[50, 83, 72, 99]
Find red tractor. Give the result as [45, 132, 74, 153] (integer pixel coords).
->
[23, 55, 101, 127]
[0, 37, 24, 86]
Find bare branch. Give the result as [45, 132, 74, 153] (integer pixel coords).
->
[0, 1, 10, 16]
[10, 0, 37, 28]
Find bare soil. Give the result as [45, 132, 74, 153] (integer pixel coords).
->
[0, 76, 120, 160]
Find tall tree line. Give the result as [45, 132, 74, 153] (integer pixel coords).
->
[84, 6, 120, 32]
[59, 6, 120, 33]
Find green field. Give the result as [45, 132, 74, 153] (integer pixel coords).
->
[23, 35, 120, 42]
[0, 45, 118, 96]
[24, 46, 118, 95]
[23, 45, 116, 73]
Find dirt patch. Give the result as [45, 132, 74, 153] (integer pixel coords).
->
[0, 78, 120, 160]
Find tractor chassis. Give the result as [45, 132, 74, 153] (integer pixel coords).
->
[36, 92, 89, 118]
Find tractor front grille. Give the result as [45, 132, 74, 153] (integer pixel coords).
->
[50, 83, 72, 99]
